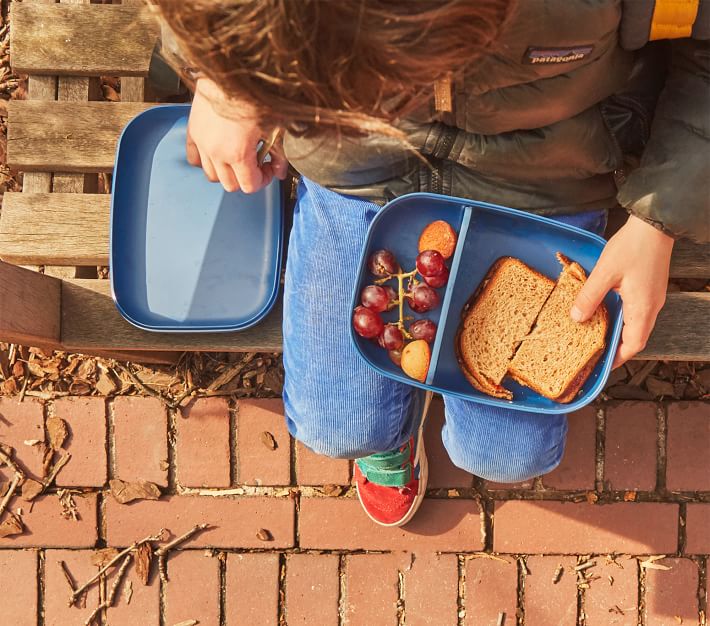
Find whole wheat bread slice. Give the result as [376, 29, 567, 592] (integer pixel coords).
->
[455, 257, 555, 400]
[507, 253, 608, 402]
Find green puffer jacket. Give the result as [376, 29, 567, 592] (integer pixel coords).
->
[281, 0, 710, 243]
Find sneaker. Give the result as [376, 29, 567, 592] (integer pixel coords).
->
[353, 390, 433, 527]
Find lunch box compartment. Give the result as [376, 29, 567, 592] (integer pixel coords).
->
[351, 193, 624, 414]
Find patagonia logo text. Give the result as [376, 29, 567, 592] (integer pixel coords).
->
[524, 45, 594, 64]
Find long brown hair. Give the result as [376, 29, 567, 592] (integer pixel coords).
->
[152, 0, 512, 136]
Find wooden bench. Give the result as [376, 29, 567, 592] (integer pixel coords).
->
[1, 1, 708, 364]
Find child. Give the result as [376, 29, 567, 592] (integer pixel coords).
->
[153, 0, 709, 527]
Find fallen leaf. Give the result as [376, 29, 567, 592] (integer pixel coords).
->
[1, 377, 18, 394]
[0, 511, 23, 537]
[322, 484, 343, 496]
[134, 542, 152, 585]
[20, 478, 44, 501]
[260, 431, 277, 450]
[46, 416, 68, 450]
[606, 384, 654, 401]
[159, 460, 170, 471]
[96, 368, 118, 396]
[623, 491, 637, 502]
[256, 528, 272, 542]
[11, 361, 24, 378]
[585, 491, 599, 504]
[645, 376, 676, 398]
[102, 84, 120, 102]
[109, 479, 161, 504]
[91, 547, 120, 568]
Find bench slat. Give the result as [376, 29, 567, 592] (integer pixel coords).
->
[60, 278, 708, 359]
[4, 193, 709, 278]
[61, 279, 283, 352]
[7, 101, 154, 173]
[10, 3, 158, 76]
[0, 193, 110, 265]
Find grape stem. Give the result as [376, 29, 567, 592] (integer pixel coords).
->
[372, 268, 419, 340]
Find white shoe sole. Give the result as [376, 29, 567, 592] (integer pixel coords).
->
[357, 390, 433, 528]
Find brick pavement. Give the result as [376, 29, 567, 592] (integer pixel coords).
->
[0, 394, 707, 625]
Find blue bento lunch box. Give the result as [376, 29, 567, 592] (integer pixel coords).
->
[110, 104, 283, 333]
[350, 193, 624, 414]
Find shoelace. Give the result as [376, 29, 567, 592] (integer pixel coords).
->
[355, 440, 413, 488]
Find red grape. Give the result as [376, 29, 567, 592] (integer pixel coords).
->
[383, 285, 398, 310]
[388, 349, 402, 366]
[407, 284, 440, 313]
[416, 250, 446, 277]
[378, 324, 404, 350]
[368, 249, 398, 277]
[424, 266, 450, 288]
[352, 306, 384, 339]
[409, 319, 437, 343]
[361, 285, 389, 312]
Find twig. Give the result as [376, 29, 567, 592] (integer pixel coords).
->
[59, 560, 77, 593]
[0, 472, 21, 519]
[154, 523, 211, 556]
[574, 560, 597, 572]
[112, 362, 168, 405]
[158, 553, 168, 585]
[23, 390, 72, 400]
[206, 353, 256, 391]
[43, 452, 71, 489]
[84, 553, 133, 626]
[69, 529, 167, 606]
[0, 448, 25, 479]
[17, 376, 28, 403]
[628, 360, 658, 386]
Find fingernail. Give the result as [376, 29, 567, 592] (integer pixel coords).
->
[570, 305, 584, 322]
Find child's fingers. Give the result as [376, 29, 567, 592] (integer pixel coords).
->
[230, 155, 264, 194]
[199, 154, 219, 183]
[186, 134, 202, 167]
[611, 304, 656, 368]
[215, 162, 240, 193]
[571, 260, 615, 323]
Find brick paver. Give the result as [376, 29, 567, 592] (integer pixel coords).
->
[685, 503, 710, 554]
[0, 397, 46, 480]
[53, 396, 107, 487]
[105, 494, 295, 548]
[226, 552, 280, 626]
[236, 398, 291, 486]
[464, 556, 518, 626]
[44, 549, 101, 626]
[425, 398, 473, 488]
[105, 552, 161, 626]
[524, 556, 578, 626]
[113, 396, 168, 487]
[583, 558, 639, 625]
[176, 397, 231, 487]
[666, 402, 710, 491]
[604, 402, 658, 491]
[0, 549, 37, 626]
[644, 558, 700, 626]
[493, 501, 678, 554]
[404, 553, 459, 626]
[0, 492, 98, 547]
[543, 405, 597, 490]
[164, 549, 221, 626]
[286, 553, 340, 626]
[295, 440, 351, 485]
[344, 553, 408, 626]
[299, 497, 484, 551]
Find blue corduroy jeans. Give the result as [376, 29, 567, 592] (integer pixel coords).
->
[282, 177, 608, 483]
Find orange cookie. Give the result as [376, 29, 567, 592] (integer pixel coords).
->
[418, 220, 457, 259]
[401, 339, 431, 383]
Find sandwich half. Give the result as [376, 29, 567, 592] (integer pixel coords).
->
[456, 253, 608, 403]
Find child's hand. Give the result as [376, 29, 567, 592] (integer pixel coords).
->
[186, 77, 288, 193]
[570, 214, 674, 368]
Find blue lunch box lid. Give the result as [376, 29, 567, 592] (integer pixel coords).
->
[110, 104, 284, 333]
